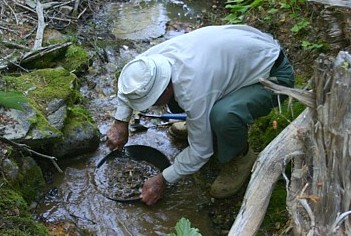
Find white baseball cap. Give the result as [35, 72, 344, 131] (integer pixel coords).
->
[117, 54, 172, 111]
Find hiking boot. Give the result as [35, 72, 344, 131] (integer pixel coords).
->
[210, 147, 257, 198]
[168, 121, 187, 140]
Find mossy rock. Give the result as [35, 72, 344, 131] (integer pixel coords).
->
[14, 156, 46, 203]
[2, 68, 79, 114]
[60, 45, 90, 75]
[0, 188, 49, 236]
[1, 68, 81, 144]
[47, 105, 100, 158]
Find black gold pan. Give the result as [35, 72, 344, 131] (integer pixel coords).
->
[94, 145, 170, 202]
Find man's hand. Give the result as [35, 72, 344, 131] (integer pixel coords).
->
[106, 120, 129, 150]
[140, 174, 166, 206]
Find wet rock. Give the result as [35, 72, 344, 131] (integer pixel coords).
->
[48, 118, 100, 159]
[47, 99, 67, 130]
[2, 158, 19, 181]
[0, 105, 36, 140]
[107, 1, 170, 40]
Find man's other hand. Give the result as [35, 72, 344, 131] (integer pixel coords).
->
[140, 174, 166, 205]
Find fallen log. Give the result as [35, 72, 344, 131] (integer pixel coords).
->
[229, 51, 351, 235]
[229, 108, 312, 236]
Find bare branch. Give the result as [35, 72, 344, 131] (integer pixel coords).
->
[0, 136, 63, 173]
[33, 0, 46, 50]
[259, 78, 316, 108]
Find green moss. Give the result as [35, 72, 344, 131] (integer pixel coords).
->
[17, 164, 46, 203]
[26, 108, 63, 141]
[21, 47, 68, 69]
[0, 188, 49, 236]
[62, 105, 99, 139]
[3, 68, 78, 114]
[258, 181, 289, 235]
[67, 105, 95, 124]
[249, 100, 306, 151]
[0, 216, 49, 236]
[0, 189, 29, 217]
[60, 45, 89, 74]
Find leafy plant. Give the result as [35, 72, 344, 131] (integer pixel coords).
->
[301, 40, 325, 51]
[291, 19, 310, 34]
[167, 217, 202, 236]
[224, 0, 263, 23]
[0, 91, 27, 111]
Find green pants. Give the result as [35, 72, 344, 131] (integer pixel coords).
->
[210, 54, 294, 163]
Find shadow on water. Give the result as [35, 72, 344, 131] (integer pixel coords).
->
[35, 1, 219, 235]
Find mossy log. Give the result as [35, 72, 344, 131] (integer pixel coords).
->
[229, 51, 351, 235]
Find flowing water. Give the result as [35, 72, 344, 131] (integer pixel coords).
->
[35, 1, 218, 235]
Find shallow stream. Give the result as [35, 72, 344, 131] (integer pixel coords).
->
[35, 1, 218, 235]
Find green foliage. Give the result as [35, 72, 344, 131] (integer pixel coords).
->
[224, 0, 263, 23]
[0, 91, 27, 110]
[0, 189, 49, 236]
[291, 19, 310, 34]
[258, 181, 289, 235]
[168, 217, 202, 236]
[278, 0, 307, 10]
[249, 100, 305, 151]
[301, 40, 325, 51]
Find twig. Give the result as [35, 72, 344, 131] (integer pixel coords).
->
[33, 0, 46, 50]
[0, 53, 30, 72]
[46, 0, 75, 10]
[0, 136, 63, 173]
[1, 40, 31, 50]
[14, 0, 37, 14]
[47, 16, 76, 22]
[77, 7, 87, 19]
[0, 25, 20, 35]
[3, 0, 19, 24]
[22, 42, 72, 62]
[331, 210, 351, 233]
[298, 183, 316, 235]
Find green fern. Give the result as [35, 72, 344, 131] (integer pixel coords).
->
[0, 91, 27, 111]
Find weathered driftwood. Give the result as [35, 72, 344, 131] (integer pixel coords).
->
[22, 42, 72, 63]
[289, 52, 351, 235]
[308, 0, 351, 8]
[229, 108, 312, 236]
[33, 0, 45, 49]
[229, 51, 351, 235]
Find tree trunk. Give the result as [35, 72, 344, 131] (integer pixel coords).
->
[288, 52, 351, 235]
[229, 51, 351, 235]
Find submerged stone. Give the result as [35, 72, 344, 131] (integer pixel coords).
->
[108, 1, 169, 40]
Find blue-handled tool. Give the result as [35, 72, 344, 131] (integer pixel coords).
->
[139, 113, 186, 121]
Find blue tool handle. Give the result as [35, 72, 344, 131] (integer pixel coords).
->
[160, 113, 187, 120]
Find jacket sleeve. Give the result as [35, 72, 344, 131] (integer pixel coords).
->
[114, 96, 133, 122]
[162, 102, 214, 183]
